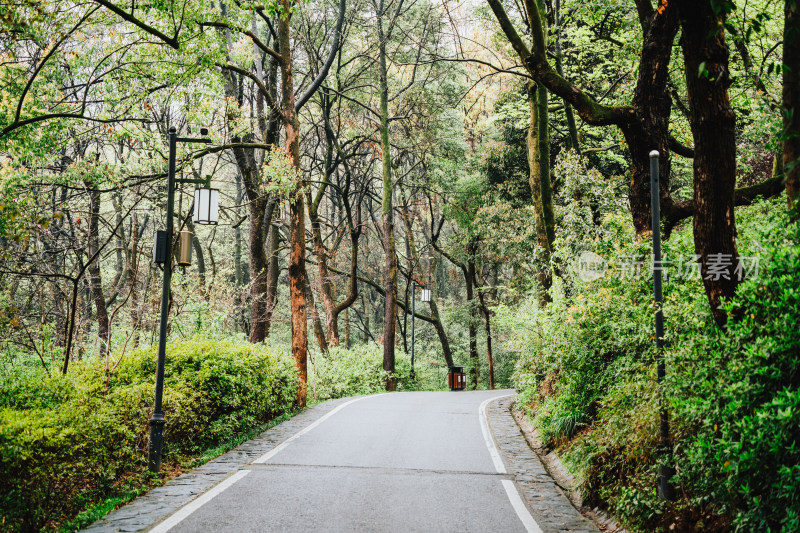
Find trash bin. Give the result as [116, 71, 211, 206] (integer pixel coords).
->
[447, 366, 466, 391]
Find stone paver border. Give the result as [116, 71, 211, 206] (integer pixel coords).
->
[486, 396, 600, 533]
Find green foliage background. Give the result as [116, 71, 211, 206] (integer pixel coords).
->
[510, 197, 800, 531]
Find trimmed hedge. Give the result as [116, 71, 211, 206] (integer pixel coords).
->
[0, 337, 296, 531]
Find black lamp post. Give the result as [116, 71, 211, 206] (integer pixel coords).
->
[650, 150, 674, 500]
[148, 126, 214, 473]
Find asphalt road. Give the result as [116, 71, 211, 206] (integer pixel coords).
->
[153, 390, 541, 533]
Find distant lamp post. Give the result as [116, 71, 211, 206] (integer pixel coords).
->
[148, 126, 212, 474]
[411, 284, 432, 382]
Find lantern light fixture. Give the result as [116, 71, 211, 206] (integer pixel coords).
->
[193, 185, 219, 225]
[421, 286, 431, 302]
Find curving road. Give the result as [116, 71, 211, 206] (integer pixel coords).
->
[150, 390, 543, 533]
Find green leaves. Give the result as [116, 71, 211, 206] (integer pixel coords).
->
[0, 337, 297, 530]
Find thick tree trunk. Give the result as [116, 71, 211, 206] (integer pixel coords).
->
[480, 305, 495, 390]
[343, 307, 350, 348]
[218, 6, 275, 343]
[279, 3, 309, 406]
[625, 2, 678, 235]
[527, 83, 553, 303]
[785, 0, 800, 211]
[234, 173, 244, 287]
[378, 5, 397, 391]
[245, 192, 270, 342]
[86, 184, 110, 356]
[676, 0, 740, 326]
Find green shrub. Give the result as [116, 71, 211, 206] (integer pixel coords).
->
[0, 337, 296, 531]
[669, 210, 800, 532]
[512, 196, 800, 531]
[309, 343, 444, 401]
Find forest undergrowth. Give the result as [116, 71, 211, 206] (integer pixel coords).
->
[510, 196, 800, 532]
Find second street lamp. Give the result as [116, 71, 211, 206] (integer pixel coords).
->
[410, 284, 431, 382]
[148, 126, 213, 473]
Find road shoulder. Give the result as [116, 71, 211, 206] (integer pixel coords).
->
[486, 396, 600, 533]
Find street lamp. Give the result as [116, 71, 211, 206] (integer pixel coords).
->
[650, 150, 674, 500]
[148, 126, 212, 473]
[410, 284, 431, 382]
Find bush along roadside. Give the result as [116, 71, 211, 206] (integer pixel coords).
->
[511, 197, 800, 531]
[0, 337, 297, 532]
[308, 343, 446, 402]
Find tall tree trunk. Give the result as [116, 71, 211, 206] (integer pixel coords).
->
[465, 254, 479, 389]
[129, 211, 142, 347]
[279, 2, 309, 406]
[86, 184, 110, 356]
[527, 82, 553, 303]
[234, 172, 244, 287]
[306, 279, 329, 353]
[218, 4, 274, 343]
[343, 307, 350, 348]
[624, 2, 678, 235]
[378, 3, 397, 391]
[675, 0, 739, 326]
[476, 290, 495, 390]
[785, 0, 800, 211]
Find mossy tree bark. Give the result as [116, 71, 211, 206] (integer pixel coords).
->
[526, 81, 554, 304]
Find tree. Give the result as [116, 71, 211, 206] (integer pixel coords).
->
[785, 0, 800, 211]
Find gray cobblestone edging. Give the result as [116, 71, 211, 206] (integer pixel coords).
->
[82, 396, 358, 533]
[486, 396, 600, 533]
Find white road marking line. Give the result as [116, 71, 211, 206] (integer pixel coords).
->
[479, 394, 512, 474]
[149, 469, 251, 533]
[502, 479, 544, 533]
[482, 394, 544, 533]
[254, 395, 370, 464]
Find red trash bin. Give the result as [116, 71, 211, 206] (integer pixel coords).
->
[447, 366, 466, 391]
